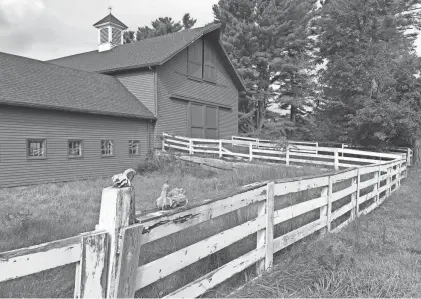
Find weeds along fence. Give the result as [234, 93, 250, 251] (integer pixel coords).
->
[0, 134, 412, 299]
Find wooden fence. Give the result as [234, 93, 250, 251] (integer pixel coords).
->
[0, 134, 412, 298]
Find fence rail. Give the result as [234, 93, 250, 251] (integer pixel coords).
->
[0, 133, 412, 298]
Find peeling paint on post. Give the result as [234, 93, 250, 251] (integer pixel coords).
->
[75, 232, 109, 299]
[96, 187, 136, 298]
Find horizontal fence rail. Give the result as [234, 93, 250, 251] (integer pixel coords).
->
[0, 133, 412, 299]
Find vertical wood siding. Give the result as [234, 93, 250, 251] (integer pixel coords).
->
[156, 35, 239, 146]
[115, 70, 156, 115]
[0, 105, 149, 188]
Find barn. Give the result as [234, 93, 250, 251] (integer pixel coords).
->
[0, 12, 246, 188]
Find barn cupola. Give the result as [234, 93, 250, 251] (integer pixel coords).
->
[93, 7, 128, 52]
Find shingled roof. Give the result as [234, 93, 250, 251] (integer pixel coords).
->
[0, 52, 155, 120]
[48, 23, 246, 91]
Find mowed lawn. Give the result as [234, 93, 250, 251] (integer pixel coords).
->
[0, 158, 323, 253]
[229, 167, 421, 298]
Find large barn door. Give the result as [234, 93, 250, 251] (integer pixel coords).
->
[205, 106, 218, 139]
[191, 103, 204, 138]
[190, 103, 219, 139]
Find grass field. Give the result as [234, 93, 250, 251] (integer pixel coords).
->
[0, 155, 324, 298]
[228, 167, 421, 298]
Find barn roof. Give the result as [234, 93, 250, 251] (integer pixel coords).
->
[0, 52, 155, 120]
[48, 23, 247, 91]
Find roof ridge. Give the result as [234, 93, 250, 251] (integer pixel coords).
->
[47, 23, 221, 63]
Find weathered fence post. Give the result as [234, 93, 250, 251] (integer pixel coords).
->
[249, 142, 253, 162]
[189, 140, 194, 155]
[256, 182, 275, 275]
[356, 169, 361, 216]
[286, 145, 290, 166]
[219, 141, 223, 158]
[74, 231, 109, 299]
[407, 148, 411, 166]
[95, 187, 138, 298]
[334, 149, 339, 170]
[319, 178, 329, 235]
[350, 174, 358, 220]
[161, 134, 166, 152]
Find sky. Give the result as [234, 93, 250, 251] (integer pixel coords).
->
[1, 0, 421, 61]
[0, 0, 219, 61]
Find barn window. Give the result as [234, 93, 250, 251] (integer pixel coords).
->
[129, 140, 140, 155]
[68, 140, 83, 158]
[203, 40, 217, 83]
[187, 39, 203, 79]
[27, 139, 46, 159]
[101, 140, 114, 157]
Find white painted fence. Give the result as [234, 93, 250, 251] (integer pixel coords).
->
[0, 134, 412, 299]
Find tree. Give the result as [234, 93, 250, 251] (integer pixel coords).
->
[182, 13, 197, 29]
[124, 13, 197, 43]
[213, 0, 318, 136]
[315, 0, 421, 153]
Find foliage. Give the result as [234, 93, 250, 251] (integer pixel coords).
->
[315, 0, 421, 148]
[124, 13, 197, 43]
[214, 0, 318, 133]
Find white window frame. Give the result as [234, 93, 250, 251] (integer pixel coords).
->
[129, 140, 140, 156]
[101, 140, 114, 157]
[68, 140, 84, 158]
[27, 139, 46, 159]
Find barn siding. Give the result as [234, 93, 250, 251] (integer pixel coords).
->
[0, 105, 150, 188]
[155, 35, 239, 146]
[115, 70, 156, 115]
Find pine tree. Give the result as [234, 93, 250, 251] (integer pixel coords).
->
[316, 0, 421, 150]
[213, 0, 318, 135]
[123, 13, 197, 43]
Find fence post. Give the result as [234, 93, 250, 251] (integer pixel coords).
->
[219, 141, 223, 158]
[334, 149, 339, 170]
[256, 182, 275, 275]
[386, 167, 391, 198]
[319, 177, 330, 235]
[350, 174, 358, 220]
[96, 187, 137, 299]
[356, 169, 361, 216]
[74, 231, 109, 299]
[189, 140, 193, 155]
[249, 142, 253, 162]
[407, 148, 411, 166]
[161, 134, 166, 152]
[286, 145, 290, 166]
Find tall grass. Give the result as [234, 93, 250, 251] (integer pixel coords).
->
[0, 154, 324, 298]
[227, 169, 421, 298]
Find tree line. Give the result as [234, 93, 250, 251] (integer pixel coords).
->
[123, 0, 421, 160]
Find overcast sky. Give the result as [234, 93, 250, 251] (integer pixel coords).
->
[1, 0, 421, 61]
[0, 0, 219, 60]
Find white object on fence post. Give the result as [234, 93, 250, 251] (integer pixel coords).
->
[96, 187, 137, 299]
[256, 182, 275, 275]
[286, 144, 290, 166]
[74, 231, 109, 299]
[219, 141, 222, 158]
[334, 149, 339, 170]
[319, 180, 329, 236]
[249, 142, 253, 162]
